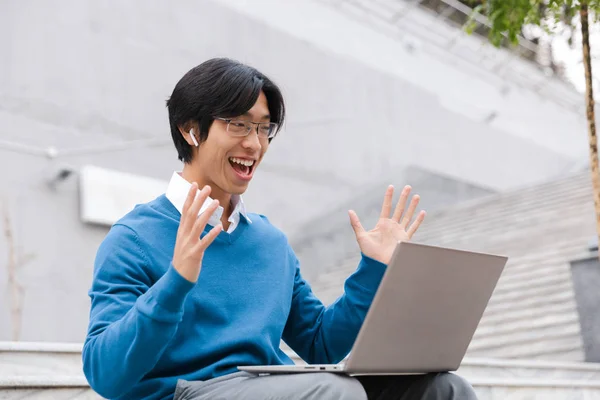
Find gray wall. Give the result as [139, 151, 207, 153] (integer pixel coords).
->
[222, 0, 589, 162]
[0, 0, 589, 343]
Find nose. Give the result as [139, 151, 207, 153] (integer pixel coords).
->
[241, 129, 262, 152]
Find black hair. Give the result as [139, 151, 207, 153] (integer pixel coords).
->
[166, 58, 285, 163]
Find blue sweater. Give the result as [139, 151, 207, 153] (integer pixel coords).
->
[83, 194, 386, 399]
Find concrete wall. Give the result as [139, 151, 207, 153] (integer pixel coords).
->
[0, 0, 590, 343]
[222, 0, 589, 163]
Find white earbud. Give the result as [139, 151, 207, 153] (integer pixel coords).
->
[190, 128, 199, 147]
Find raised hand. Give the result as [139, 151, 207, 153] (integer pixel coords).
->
[349, 185, 426, 265]
[172, 183, 222, 283]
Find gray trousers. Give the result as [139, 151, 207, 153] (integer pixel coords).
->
[173, 371, 478, 400]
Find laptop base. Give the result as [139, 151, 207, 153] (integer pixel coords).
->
[237, 365, 426, 376]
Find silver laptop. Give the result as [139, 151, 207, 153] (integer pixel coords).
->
[238, 241, 507, 376]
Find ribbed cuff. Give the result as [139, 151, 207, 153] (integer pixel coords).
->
[350, 253, 388, 290]
[153, 265, 195, 312]
[136, 264, 195, 323]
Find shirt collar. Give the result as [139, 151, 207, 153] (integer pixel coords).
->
[165, 172, 251, 224]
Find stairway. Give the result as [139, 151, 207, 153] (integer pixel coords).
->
[2, 342, 600, 399]
[457, 358, 600, 399]
[0, 342, 98, 399]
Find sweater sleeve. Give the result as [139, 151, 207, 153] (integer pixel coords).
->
[281, 246, 387, 365]
[82, 224, 194, 399]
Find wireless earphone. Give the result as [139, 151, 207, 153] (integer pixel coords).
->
[190, 128, 199, 147]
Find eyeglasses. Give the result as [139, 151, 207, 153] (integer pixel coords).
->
[214, 117, 279, 139]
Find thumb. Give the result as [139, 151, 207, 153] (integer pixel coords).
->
[348, 210, 366, 238]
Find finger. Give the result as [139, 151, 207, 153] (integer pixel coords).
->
[180, 183, 199, 234]
[392, 185, 411, 222]
[400, 194, 421, 229]
[191, 185, 212, 216]
[196, 224, 223, 252]
[182, 183, 198, 216]
[183, 185, 211, 233]
[380, 185, 394, 219]
[191, 199, 219, 239]
[348, 210, 366, 238]
[407, 210, 426, 239]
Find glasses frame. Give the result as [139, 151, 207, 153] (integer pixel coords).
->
[214, 117, 279, 139]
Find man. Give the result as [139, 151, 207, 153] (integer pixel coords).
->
[83, 58, 477, 400]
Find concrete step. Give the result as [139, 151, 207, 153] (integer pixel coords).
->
[0, 341, 83, 377]
[3, 342, 600, 399]
[458, 358, 600, 399]
[458, 357, 600, 381]
[492, 268, 572, 296]
[467, 336, 584, 360]
[287, 346, 600, 399]
[0, 377, 98, 399]
[0, 342, 100, 399]
[475, 311, 580, 338]
[469, 324, 582, 353]
[479, 298, 578, 326]
[483, 290, 574, 317]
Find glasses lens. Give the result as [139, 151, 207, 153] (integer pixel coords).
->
[228, 120, 249, 136]
[265, 123, 278, 139]
[258, 124, 272, 138]
[224, 119, 277, 138]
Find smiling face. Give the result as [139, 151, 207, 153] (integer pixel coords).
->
[182, 91, 271, 201]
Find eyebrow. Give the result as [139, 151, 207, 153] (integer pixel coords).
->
[243, 112, 271, 121]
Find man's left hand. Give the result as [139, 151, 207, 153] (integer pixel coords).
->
[349, 185, 426, 265]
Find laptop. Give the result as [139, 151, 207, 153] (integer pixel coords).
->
[238, 241, 507, 376]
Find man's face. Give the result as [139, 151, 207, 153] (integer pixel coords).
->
[193, 91, 271, 196]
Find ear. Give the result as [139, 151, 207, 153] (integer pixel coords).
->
[178, 123, 198, 147]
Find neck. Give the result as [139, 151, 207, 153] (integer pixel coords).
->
[181, 164, 232, 222]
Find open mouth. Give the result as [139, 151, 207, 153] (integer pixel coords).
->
[229, 157, 255, 179]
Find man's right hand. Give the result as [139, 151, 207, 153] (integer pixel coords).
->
[172, 183, 222, 283]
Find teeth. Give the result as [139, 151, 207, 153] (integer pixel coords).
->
[230, 157, 254, 167]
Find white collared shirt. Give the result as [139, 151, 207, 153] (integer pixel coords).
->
[165, 172, 252, 233]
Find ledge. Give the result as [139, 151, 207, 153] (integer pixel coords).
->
[0, 376, 89, 388]
[0, 342, 83, 353]
[468, 377, 600, 389]
[460, 357, 600, 371]
[4, 374, 600, 391]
